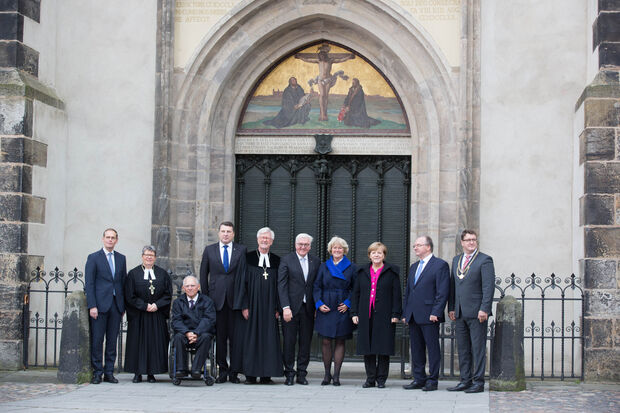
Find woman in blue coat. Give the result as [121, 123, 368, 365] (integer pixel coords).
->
[313, 236, 357, 386]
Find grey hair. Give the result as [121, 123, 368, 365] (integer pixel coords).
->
[295, 233, 313, 243]
[327, 236, 349, 255]
[256, 227, 275, 240]
[183, 275, 199, 286]
[142, 245, 156, 255]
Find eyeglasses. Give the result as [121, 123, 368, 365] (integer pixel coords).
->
[296, 243, 311, 247]
[143, 254, 156, 258]
[413, 243, 428, 248]
[462, 238, 477, 242]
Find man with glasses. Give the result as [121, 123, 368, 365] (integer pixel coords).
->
[448, 230, 495, 393]
[277, 233, 320, 385]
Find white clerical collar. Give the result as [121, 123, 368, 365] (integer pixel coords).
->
[187, 292, 199, 303]
[143, 267, 156, 280]
[258, 252, 271, 268]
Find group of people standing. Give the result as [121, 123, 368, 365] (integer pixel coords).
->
[84, 224, 494, 393]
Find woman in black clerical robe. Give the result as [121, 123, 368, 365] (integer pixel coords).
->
[313, 236, 357, 386]
[124, 245, 172, 383]
[351, 242, 402, 388]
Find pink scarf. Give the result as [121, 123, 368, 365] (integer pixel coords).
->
[369, 265, 383, 318]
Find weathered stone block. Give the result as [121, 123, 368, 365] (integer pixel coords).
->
[0, 339, 22, 370]
[579, 128, 615, 163]
[0, 253, 43, 283]
[0, 310, 24, 340]
[490, 296, 525, 391]
[21, 194, 45, 223]
[584, 99, 620, 127]
[584, 317, 613, 348]
[57, 291, 91, 384]
[585, 162, 620, 194]
[0, 13, 22, 42]
[585, 227, 620, 258]
[584, 289, 620, 317]
[0, 193, 21, 221]
[0, 97, 32, 136]
[0, 222, 27, 253]
[0, 41, 38, 77]
[599, 43, 620, 68]
[580, 194, 615, 225]
[583, 258, 617, 289]
[593, 11, 620, 50]
[599, 0, 620, 12]
[584, 348, 620, 381]
[152, 225, 170, 258]
[0, 283, 23, 311]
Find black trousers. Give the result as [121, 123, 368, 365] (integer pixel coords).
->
[364, 355, 390, 384]
[455, 317, 488, 385]
[90, 302, 122, 376]
[215, 302, 236, 375]
[174, 332, 212, 373]
[281, 302, 315, 378]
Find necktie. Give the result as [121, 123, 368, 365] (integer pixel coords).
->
[107, 252, 115, 278]
[462, 254, 471, 270]
[414, 260, 424, 284]
[189, 299, 195, 309]
[223, 245, 229, 272]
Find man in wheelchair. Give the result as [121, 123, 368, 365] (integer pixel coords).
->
[171, 275, 216, 385]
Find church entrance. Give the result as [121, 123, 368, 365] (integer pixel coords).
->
[235, 153, 411, 359]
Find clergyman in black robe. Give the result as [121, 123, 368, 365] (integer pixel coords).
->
[263, 77, 311, 128]
[124, 246, 172, 382]
[341, 78, 380, 128]
[234, 227, 284, 383]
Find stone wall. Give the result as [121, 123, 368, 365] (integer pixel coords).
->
[578, 1, 620, 382]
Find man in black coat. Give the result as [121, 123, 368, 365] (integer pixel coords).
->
[277, 233, 320, 385]
[84, 228, 127, 384]
[171, 275, 216, 384]
[402, 236, 450, 392]
[199, 221, 247, 383]
[448, 230, 495, 393]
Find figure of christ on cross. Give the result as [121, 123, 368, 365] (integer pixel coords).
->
[295, 43, 355, 121]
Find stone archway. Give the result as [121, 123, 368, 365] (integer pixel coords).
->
[153, 0, 480, 272]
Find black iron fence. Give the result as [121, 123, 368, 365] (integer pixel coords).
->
[24, 268, 583, 381]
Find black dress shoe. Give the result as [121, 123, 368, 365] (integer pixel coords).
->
[91, 375, 102, 384]
[403, 381, 425, 390]
[103, 374, 118, 383]
[296, 376, 308, 385]
[215, 374, 227, 384]
[245, 376, 257, 384]
[362, 380, 375, 388]
[447, 382, 472, 391]
[464, 384, 484, 393]
[176, 370, 188, 378]
[132, 374, 142, 383]
[422, 382, 438, 391]
[204, 375, 215, 386]
[259, 377, 274, 384]
[377, 382, 386, 388]
[321, 374, 332, 385]
[191, 371, 202, 379]
[332, 377, 340, 386]
[285, 376, 295, 386]
[229, 374, 241, 384]
[147, 375, 156, 383]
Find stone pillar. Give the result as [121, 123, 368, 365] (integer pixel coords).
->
[576, 2, 620, 382]
[58, 291, 91, 384]
[490, 296, 525, 391]
[0, 0, 64, 369]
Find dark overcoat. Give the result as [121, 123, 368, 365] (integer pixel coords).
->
[350, 262, 402, 356]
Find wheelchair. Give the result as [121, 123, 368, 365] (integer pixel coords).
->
[168, 334, 217, 386]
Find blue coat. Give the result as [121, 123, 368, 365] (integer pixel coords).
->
[85, 249, 126, 313]
[313, 258, 357, 338]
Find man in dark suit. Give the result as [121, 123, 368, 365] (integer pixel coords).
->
[277, 233, 320, 385]
[402, 236, 450, 392]
[448, 229, 495, 393]
[171, 275, 216, 385]
[199, 221, 247, 383]
[85, 228, 127, 384]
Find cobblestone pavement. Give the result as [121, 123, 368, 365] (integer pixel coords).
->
[0, 382, 83, 403]
[490, 382, 620, 413]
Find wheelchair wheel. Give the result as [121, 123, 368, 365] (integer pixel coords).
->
[173, 378, 181, 386]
